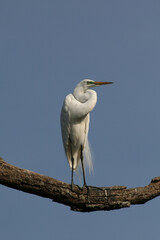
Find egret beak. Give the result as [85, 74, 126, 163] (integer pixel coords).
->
[94, 81, 113, 85]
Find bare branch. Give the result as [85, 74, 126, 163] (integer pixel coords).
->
[0, 157, 160, 212]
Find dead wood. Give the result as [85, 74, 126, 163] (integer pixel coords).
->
[0, 157, 160, 212]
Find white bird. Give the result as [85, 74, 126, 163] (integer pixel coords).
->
[60, 79, 113, 188]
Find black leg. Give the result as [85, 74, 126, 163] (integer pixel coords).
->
[80, 145, 87, 187]
[71, 156, 74, 189]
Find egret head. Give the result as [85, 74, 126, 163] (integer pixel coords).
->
[77, 79, 113, 91]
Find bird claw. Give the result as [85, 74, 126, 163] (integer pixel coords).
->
[83, 184, 90, 194]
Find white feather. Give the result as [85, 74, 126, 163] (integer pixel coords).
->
[84, 138, 93, 174]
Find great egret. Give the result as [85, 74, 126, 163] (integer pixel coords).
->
[60, 79, 113, 188]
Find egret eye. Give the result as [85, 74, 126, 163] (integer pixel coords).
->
[87, 81, 94, 85]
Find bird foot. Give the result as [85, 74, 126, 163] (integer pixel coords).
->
[71, 183, 74, 191]
[82, 184, 90, 195]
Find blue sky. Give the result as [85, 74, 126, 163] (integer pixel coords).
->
[0, 1, 160, 239]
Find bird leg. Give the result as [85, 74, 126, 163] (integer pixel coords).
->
[80, 145, 87, 187]
[71, 156, 74, 190]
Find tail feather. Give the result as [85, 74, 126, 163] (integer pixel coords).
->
[84, 138, 94, 174]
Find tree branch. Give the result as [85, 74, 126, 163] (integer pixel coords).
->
[0, 157, 160, 212]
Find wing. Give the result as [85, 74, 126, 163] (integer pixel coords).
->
[61, 93, 94, 171]
[60, 94, 72, 162]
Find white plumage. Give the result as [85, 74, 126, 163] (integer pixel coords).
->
[60, 79, 113, 187]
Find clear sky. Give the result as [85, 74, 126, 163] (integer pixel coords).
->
[0, 1, 160, 239]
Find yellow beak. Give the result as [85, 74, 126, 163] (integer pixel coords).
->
[94, 81, 113, 85]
